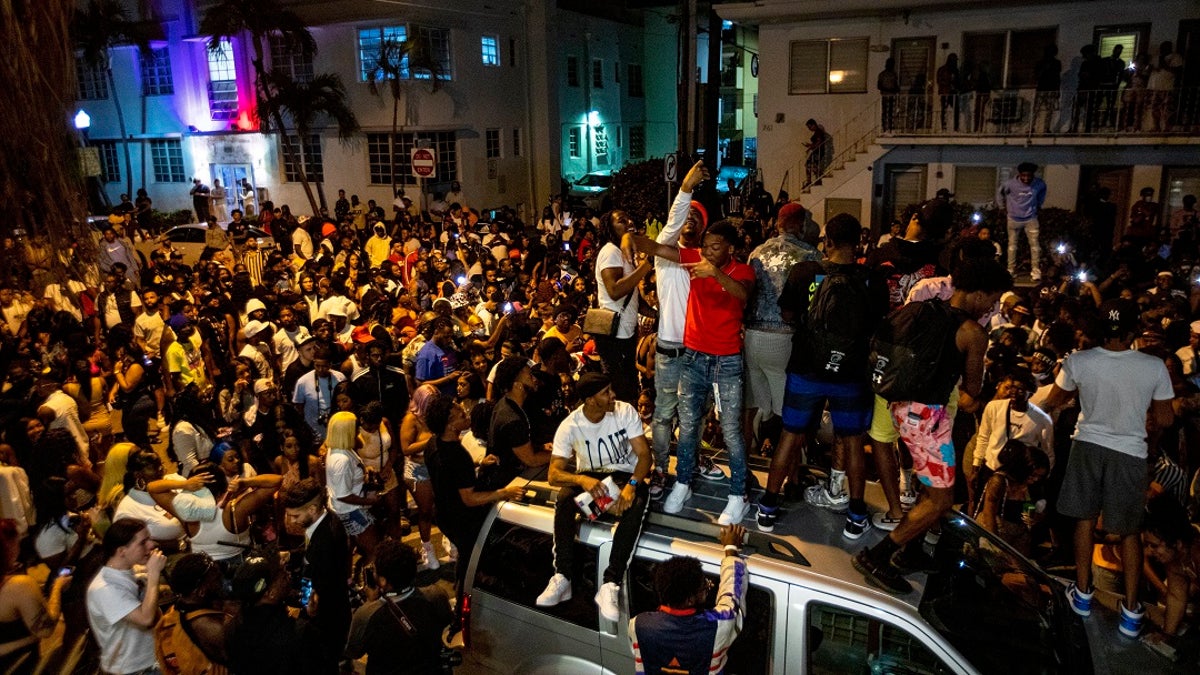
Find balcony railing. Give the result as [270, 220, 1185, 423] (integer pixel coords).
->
[879, 87, 1200, 138]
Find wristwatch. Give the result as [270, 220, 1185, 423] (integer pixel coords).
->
[628, 478, 639, 487]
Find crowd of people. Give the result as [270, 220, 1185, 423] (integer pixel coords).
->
[875, 39, 1193, 135]
[1, 150, 1200, 673]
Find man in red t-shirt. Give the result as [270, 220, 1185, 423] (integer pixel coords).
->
[634, 222, 756, 525]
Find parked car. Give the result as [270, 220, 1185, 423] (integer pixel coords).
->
[456, 477, 1187, 674]
[135, 223, 276, 266]
[568, 172, 614, 212]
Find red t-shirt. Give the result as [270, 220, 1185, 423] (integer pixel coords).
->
[680, 248, 754, 356]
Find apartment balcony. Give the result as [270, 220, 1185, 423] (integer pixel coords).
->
[877, 88, 1200, 147]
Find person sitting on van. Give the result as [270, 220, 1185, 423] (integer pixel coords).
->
[537, 373, 653, 622]
[629, 524, 747, 675]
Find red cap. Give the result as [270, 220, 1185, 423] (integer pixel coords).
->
[352, 325, 375, 344]
[778, 202, 806, 222]
[689, 201, 708, 230]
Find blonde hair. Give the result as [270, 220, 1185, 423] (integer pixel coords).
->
[99, 443, 136, 511]
[326, 411, 359, 451]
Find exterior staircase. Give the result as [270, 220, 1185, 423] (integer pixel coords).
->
[792, 97, 890, 214]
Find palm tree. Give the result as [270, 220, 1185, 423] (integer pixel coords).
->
[263, 71, 360, 211]
[200, 0, 325, 214]
[367, 35, 446, 201]
[2, 0, 98, 274]
[72, 0, 162, 199]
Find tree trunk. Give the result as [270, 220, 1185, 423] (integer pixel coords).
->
[107, 60, 134, 198]
[249, 43, 319, 216]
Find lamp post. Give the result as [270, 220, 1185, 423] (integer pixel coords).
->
[74, 109, 91, 143]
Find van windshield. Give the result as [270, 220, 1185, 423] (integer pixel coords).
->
[918, 513, 1091, 675]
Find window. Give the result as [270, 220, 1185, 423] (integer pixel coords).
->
[365, 131, 457, 185]
[485, 128, 501, 159]
[962, 28, 1057, 89]
[91, 141, 120, 183]
[1164, 166, 1200, 227]
[270, 34, 314, 84]
[283, 134, 323, 182]
[139, 47, 173, 96]
[788, 37, 869, 94]
[473, 521, 599, 630]
[481, 35, 500, 67]
[566, 56, 580, 87]
[593, 126, 609, 165]
[76, 55, 108, 100]
[808, 602, 952, 675]
[629, 125, 645, 159]
[628, 557, 774, 674]
[150, 139, 185, 183]
[206, 39, 238, 121]
[412, 25, 453, 81]
[954, 166, 999, 206]
[568, 127, 582, 158]
[1094, 24, 1150, 66]
[511, 128, 522, 157]
[592, 59, 604, 88]
[627, 63, 644, 98]
[358, 25, 407, 82]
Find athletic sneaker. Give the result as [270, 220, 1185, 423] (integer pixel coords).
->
[891, 547, 938, 575]
[843, 512, 871, 540]
[595, 582, 621, 622]
[872, 512, 903, 532]
[1065, 583, 1093, 617]
[717, 495, 750, 526]
[804, 484, 849, 513]
[663, 482, 692, 514]
[900, 487, 918, 511]
[695, 455, 727, 480]
[756, 503, 778, 532]
[647, 470, 666, 500]
[852, 549, 913, 596]
[536, 573, 572, 607]
[1118, 601, 1145, 638]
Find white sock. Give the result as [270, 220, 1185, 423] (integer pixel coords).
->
[829, 469, 846, 496]
[900, 469, 915, 493]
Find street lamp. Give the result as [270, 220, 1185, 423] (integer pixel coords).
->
[74, 109, 91, 131]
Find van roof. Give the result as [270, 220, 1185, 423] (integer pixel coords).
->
[507, 473, 928, 611]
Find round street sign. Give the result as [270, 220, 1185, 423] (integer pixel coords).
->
[411, 147, 437, 178]
[664, 152, 679, 183]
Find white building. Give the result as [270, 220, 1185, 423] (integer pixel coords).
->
[75, 0, 678, 220]
[719, 0, 1200, 232]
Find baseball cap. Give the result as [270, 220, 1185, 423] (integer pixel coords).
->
[245, 298, 267, 315]
[253, 379, 274, 395]
[1190, 320, 1200, 335]
[935, 188, 954, 199]
[232, 554, 282, 603]
[575, 373, 612, 401]
[1098, 298, 1139, 337]
[168, 314, 190, 330]
[351, 325, 375, 344]
[243, 319, 268, 338]
[778, 202, 806, 224]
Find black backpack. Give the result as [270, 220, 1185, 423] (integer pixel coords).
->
[803, 262, 873, 377]
[869, 299, 967, 404]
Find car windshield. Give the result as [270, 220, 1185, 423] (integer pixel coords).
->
[919, 512, 1088, 674]
[574, 174, 611, 188]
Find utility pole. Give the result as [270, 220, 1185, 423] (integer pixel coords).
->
[679, 0, 697, 155]
[704, 6, 721, 167]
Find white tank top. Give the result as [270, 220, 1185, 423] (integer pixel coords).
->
[358, 426, 393, 471]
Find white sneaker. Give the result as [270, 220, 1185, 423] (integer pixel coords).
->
[536, 573, 572, 607]
[594, 582, 621, 621]
[420, 541, 440, 571]
[717, 495, 750, 526]
[442, 536, 458, 562]
[804, 484, 849, 513]
[663, 482, 692, 514]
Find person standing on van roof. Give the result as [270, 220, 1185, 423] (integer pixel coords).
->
[629, 221, 756, 525]
[854, 258, 1010, 596]
[629, 524, 747, 675]
[538, 373, 653, 622]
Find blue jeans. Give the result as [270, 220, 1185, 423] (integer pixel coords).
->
[651, 341, 684, 470]
[676, 350, 747, 496]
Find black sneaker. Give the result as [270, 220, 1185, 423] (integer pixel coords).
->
[756, 503, 778, 532]
[852, 549, 913, 596]
[891, 547, 938, 575]
[843, 513, 871, 540]
[648, 470, 666, 500]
